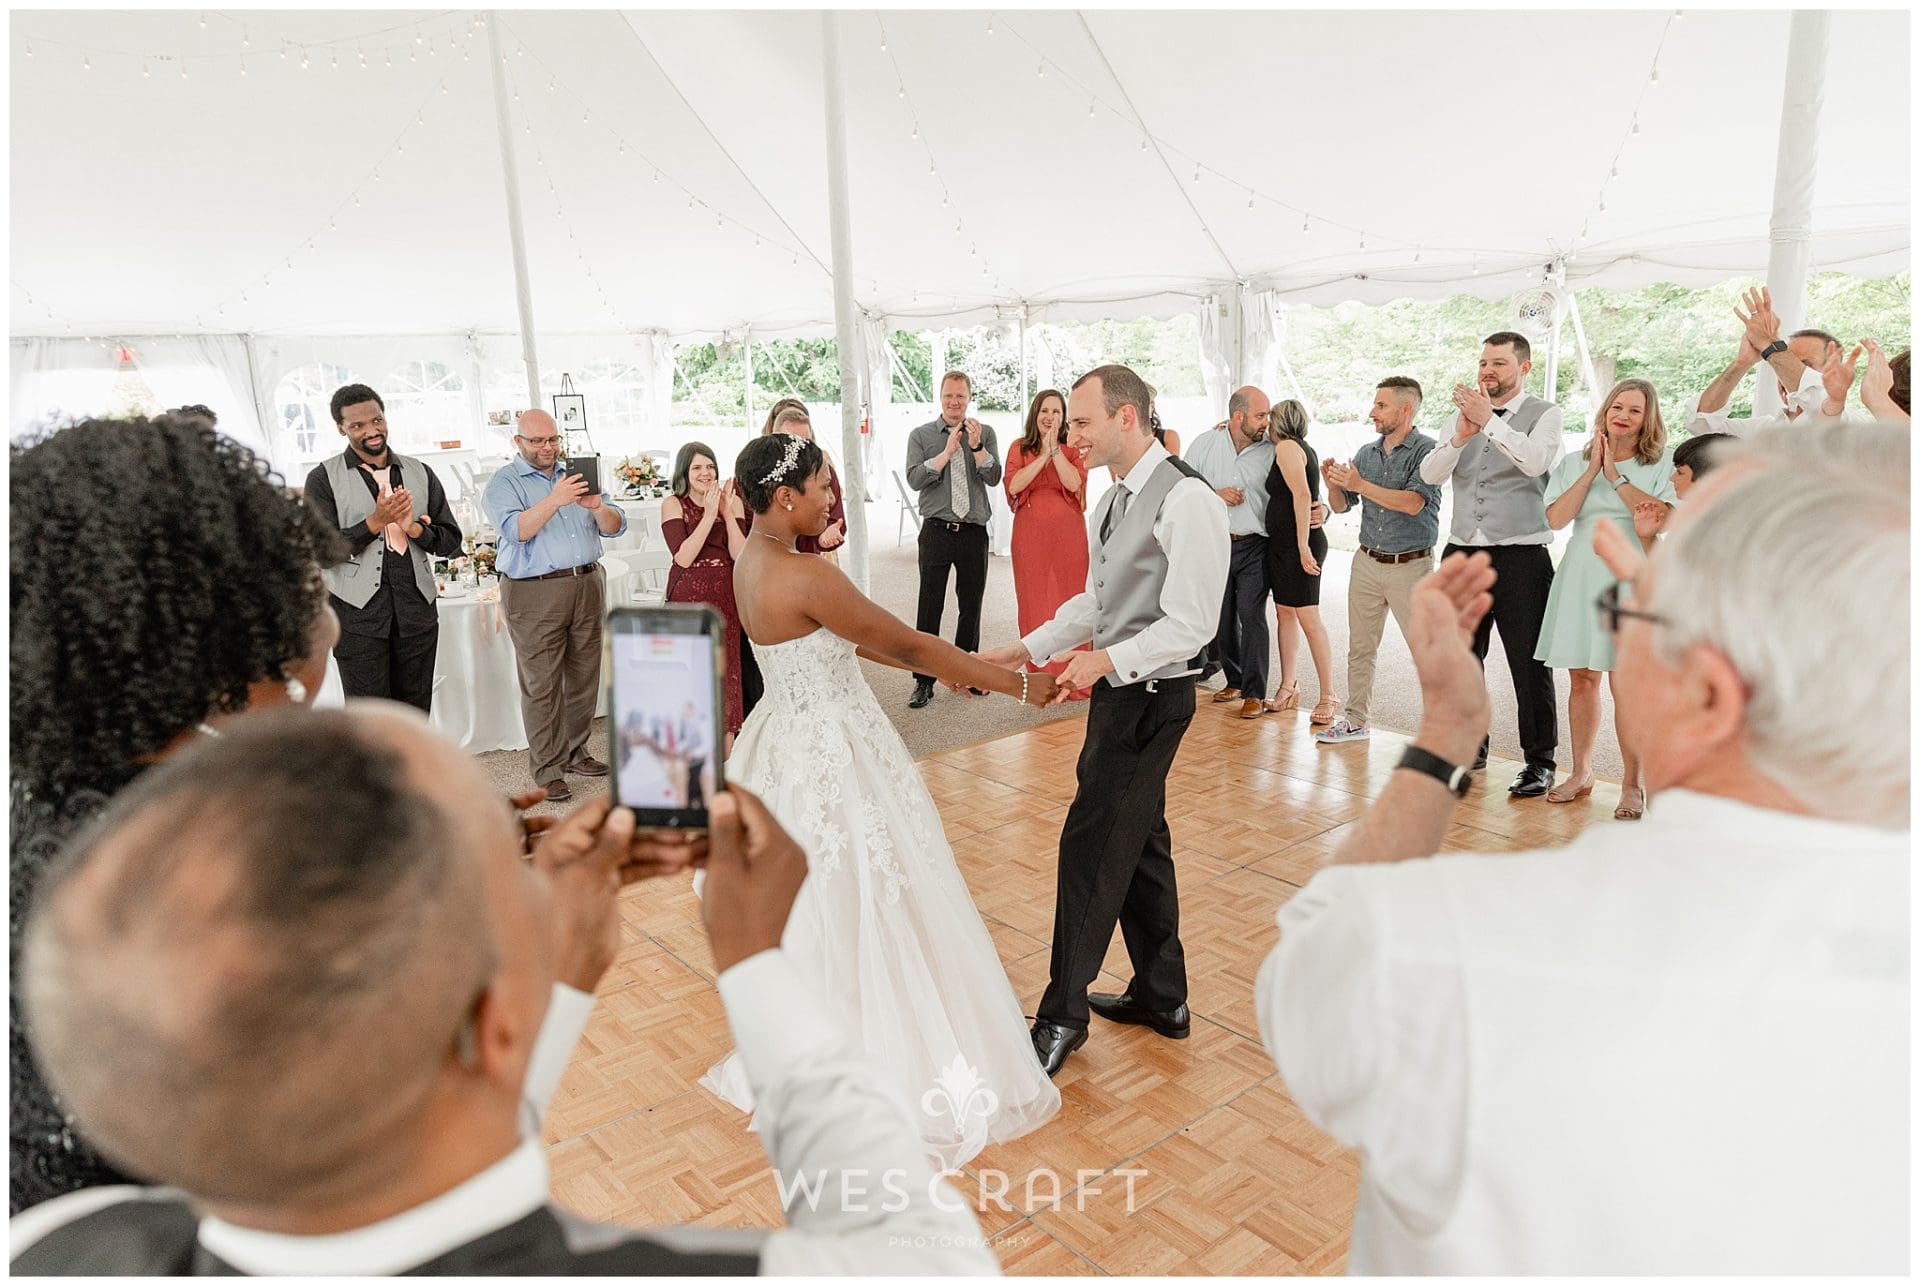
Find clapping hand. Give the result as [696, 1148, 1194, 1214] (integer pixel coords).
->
[1325, 460, 1358, 493]
[700, 482, 724, 517]
[1451, 383, 1492, 434]
[964, 417, 984, 451]
[1630, 500, 1667, 542]
[1821, 343, 1862, 411]
[1585, 432, 1610, 475]
[1734, 285, 1781, 360]
[1860, 338, 1901, 418]
[369, 486, 412, 531]
[405, 512, 432, 540]
[1405, 553, 1497, 747]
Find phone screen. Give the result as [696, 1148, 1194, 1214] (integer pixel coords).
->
[607, 605, 725, 829]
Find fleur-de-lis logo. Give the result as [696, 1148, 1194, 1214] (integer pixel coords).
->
[920, 1053, 1001, 1133]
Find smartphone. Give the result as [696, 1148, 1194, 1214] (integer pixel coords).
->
[563, 454, 602, 496]
[606, 605, 726, 829]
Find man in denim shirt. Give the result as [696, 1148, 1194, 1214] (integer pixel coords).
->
[483, 410, 628, 801]
[1316, 377, 1442, 745]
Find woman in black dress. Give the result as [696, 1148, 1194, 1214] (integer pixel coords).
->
[1262, 400, 1338, 722]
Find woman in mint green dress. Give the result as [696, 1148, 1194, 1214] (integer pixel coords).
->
[1535, 378, 1676, 819]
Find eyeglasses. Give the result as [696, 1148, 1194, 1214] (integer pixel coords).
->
[1595, 582, 1668, 635]
[518, 434, 561, 446]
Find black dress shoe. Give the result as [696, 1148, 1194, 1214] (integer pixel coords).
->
[1088, 992, 1191, 1039]
[1473, 737, 1490, 772]
[1509, 764, 1554, 797]
[908, 682, 934, 709]
[1031, 1021, 1087, 1076]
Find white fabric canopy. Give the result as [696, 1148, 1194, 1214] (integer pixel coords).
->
[9, 8, 1909, 342]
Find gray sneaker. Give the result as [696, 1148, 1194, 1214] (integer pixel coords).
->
[1314, 718, 1370, 745]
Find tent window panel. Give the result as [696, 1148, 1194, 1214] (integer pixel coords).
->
[273, 362, 356, 469]
[381, 360, 468, 453]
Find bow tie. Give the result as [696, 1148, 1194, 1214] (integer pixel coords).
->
[1492, 407, 1510, 418]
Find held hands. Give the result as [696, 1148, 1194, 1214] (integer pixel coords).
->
[702, 788, 811, 975]
[977, 642, 1034, 669]
[1406, 553, 1497, 752]
[1451, 383, 1492, 435]
[1051, 648, 1116, 702]
[1024, 671, 1061, 707]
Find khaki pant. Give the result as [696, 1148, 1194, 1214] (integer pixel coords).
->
[500, 567, 605, 787]
[1344, 552, 1431, 727]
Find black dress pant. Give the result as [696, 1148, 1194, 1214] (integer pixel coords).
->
[1445, 542, 1558, 771]
[333, 625, 439, 714]
[1038, 677, 1195, 1029]
[912, 519, 989, 685]
[1216, 535, 1271, 699]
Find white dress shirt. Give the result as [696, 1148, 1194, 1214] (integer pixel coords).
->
[1685, 364, 1825, 437]
[1256, 790, 1909, 1275]
[1020, 437, 1231, 683]
[1182, 425, 1274, 538]
[1418, 391, 1565, 545]
[10, 955, 998, 1275]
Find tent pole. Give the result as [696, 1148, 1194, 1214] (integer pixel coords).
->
[1757, 8, 1830, 419]
[1566, 291, 1600, 401]
[743, 330, 755, 431]
[1018, 307, 1030, 414]
[486, 12, 542, 409]
[1543, 309, 1563, 403]
[820, 11, 869, 592]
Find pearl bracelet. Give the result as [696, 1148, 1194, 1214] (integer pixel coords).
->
[1018, 670, 1029, 705]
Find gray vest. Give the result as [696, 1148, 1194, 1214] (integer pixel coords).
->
[1443, 395, 1555, 544]
[1091, 456, 1204, 687]
[319, 451, 439, 609]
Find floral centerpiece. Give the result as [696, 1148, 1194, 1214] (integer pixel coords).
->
[613, 454, 665, 497]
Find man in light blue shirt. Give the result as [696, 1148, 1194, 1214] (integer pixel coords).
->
[482, 409, 628, 801]
[1183, 386, 1276, 716]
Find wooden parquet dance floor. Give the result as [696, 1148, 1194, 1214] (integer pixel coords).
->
[545, 701, 1616, 1274]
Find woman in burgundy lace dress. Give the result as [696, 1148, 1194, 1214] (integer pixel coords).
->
[661, 441, 751, 741]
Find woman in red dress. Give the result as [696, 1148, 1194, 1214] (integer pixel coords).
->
[661, 441, 751, 742]
[1005, 389, 1091, 698]
[760, 400, 847, 558]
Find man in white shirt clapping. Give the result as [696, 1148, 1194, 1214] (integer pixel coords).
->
[1258, 424, 1908, 1274]
[1685, 284, 1836, 436]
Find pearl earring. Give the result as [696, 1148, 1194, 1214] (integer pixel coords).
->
[285, 676, 308, 704]
[784, 502, 794, 511]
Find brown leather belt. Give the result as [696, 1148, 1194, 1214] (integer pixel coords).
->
[1361, 546, 1432, 565]
[505, 563, 600, 582]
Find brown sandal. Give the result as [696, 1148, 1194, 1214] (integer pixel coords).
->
[1263, 682, 1300, 714]
[1309, 694, 1340, 725]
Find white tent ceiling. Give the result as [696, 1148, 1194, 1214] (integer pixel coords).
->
[9, 8, 1911, 340]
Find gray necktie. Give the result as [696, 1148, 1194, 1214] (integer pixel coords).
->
[949, 441, 972, 520]
[1100, 486, 1130, 542]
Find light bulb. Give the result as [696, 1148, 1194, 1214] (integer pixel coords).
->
[180, 63, 189, 79]
[1247, 196, 1254, 209]
[83, 55, 92, 71]
[879, 37, 887, 51]
[986, 16, 993, 35]
[1598, 198, 1607, 212]
[239, 58, 247, 76]
[1301, 217, 1310, 234]
[24, 40, 33, 57]
[1089, 99, 1097, 117]
[199, 12, 207, 27]
[242, 30, 249, 47]
[897, 84, 905, 97]
[1037, 62, 1044, 77]
[1649, 66, 1659, 84]
[1140, 137, 1147, 152]
[145, 59, 153, 76]
[1630, 118, 1640, 136]
[911, 126, 918, 139]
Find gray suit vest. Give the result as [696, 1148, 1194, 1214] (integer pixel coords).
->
[1444, 395, 1554, 544]
[1091, 455, 1207, 686]
[319, 450, 439, 609]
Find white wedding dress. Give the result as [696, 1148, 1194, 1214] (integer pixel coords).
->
[699, 627, 1060, 1169]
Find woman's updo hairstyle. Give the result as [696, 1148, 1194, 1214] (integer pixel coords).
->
[736, 433, 824, 514]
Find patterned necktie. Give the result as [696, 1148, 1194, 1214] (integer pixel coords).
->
[949, 440, 972, 520]
[1100, 486, 1130, 543]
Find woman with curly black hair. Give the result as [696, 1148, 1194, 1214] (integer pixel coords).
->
[9, 413, 346, 1213]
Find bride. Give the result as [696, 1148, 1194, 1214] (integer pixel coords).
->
[699, 432, 1061, 1168]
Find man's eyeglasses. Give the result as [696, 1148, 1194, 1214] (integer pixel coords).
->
[518, 434, 561, 446]
[1595, 582, 1668, 635]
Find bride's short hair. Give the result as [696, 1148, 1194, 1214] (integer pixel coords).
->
[737, 433, 824, 513]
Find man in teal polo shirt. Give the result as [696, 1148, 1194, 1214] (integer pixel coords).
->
[483, 409, 628, 801]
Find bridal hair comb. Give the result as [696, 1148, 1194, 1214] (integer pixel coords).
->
[757, 433, 808, 486]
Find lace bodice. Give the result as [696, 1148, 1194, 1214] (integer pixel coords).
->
[747, 627, 873, 717]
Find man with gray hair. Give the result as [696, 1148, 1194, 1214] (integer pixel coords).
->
[10, 707, 996, 1273]
[1258, 423, 1909, 1273]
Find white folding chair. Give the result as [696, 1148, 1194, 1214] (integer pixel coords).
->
[892, 470, 922, 546]
[628, 547, 673, 604]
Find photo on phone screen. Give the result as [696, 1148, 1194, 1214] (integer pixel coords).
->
[607, 605, 725, 829]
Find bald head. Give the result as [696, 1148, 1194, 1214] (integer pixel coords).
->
[514, 409, 562, 470]
[1228, 385, 1271, 445]
[23, 706, 513, 1208]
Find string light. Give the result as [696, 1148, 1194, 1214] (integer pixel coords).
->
[82, 54, 91, 71]
[239, 57, 246, 76]
[986, 14, 994, 35]
[1301, 216, 1310, 234]
[198, 12, 206, 27]
[1089, 98, 1097, 118]
[24, 39, 32, 57]
[1036, 61, 1044, 78]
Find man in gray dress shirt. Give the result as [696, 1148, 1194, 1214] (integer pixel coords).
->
[902, 370, 1002, 709]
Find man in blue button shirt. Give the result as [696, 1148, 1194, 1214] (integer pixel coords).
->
[483, 409, 628, 801]
[1184, 386, 1276, 719]
[1316, 376, 1442, 745]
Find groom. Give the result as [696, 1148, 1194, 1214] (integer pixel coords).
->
[981, 364, 1229, 1075]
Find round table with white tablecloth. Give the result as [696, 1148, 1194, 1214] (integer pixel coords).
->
[602, 495, 665, 553]
[317, 560, 617, 754]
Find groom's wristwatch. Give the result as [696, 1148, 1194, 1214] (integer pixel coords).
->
[1397, 746, 1473, 798]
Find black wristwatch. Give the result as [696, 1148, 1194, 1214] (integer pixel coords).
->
[1758, 339, 1788, 361]
[1398, 746, 1473, 798]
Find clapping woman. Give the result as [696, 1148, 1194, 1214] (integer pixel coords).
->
[661, 441, 751, 742]
[760, 401, 847, 557]
[1005, 389, 1091, 697]
[1535, 379, 1676, 819]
